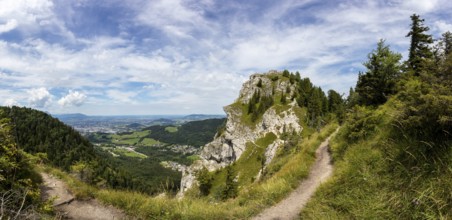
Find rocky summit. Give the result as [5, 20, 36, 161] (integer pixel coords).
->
[180, 71, 304, 194]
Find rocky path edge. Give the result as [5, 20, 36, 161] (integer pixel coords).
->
[40, 172, 127, 220]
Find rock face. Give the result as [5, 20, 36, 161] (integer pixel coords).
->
[179, 71, 303, 195]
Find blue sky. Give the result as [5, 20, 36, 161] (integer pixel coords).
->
[1, 0, 451, 115]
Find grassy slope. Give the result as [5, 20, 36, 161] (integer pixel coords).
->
[42, 123, 338, 219]
[301, 98, 452, 219]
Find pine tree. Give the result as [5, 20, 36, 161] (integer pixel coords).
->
[196, 167, 212, 196]
[439, 31, 452, 57]
[296, 78, 313, 107]
[220, 166, 238, 200]
[356, 39, 402, 106]
[406, 14, 433, 75]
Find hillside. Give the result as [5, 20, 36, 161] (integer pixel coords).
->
[21, 70, 340, 219]
[301, 15, 452, 219]
[0, 106, 181, 195]
[143, 118, 226, 147]
[0, 109, 44, 218]
[179, 70, 343, 197]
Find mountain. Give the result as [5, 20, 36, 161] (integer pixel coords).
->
[179, 70, 338, 195]
[53, 113, 89, 120]
[182, 114, 226, 121]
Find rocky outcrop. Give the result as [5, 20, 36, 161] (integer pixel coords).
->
[179, 71, 303, 195]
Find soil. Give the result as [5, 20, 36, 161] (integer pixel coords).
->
[40, 172, 127, 220]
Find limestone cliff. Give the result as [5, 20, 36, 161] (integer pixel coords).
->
[179, 71, 304, 194]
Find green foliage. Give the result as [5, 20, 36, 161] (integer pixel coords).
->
[346, 87, 359, 108]
[38, 124, 337, 220]
[247, 90, 274, 123]
[302, 15, 452, 219]
[196, 167, 213, 196]
[165, 126, 178, 133]
[296, 77, 314, 107]
[0, 110, 46, 218]
[280, 93, 287, 104]
[327, 89, 345, 123]
[282, 69, 290, 77]
[144, 118, 225, 147]
[219, 166, 238, 200]
[406, 14, 434, 75]
[302, 99, 452, 219]
[306, 87, 328, 128]
[1, 106, 178, 195]
[356, 39, 402, 106]
[345, 106, 383, 142]
[395, 78, 452, 144]
[4, 106, 96, 171]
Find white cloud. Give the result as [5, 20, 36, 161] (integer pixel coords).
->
[136, 0, 213, 39]
[58, 90, 87, 107]
[28, 87, 52, 108]
[4, 98, 19, 107]
[0, 0, 54, 29]
[1, 0, 451, 114]
[106, 90, 138, 103]
[0, 19, 18, 33]
[400, 0, 439, 13]
[434, 20, 452, 34]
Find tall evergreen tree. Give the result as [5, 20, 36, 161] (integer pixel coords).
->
[406, 14, 433, 75]
[356, 39, 402, 106]
[327, 90, 343, 113]
[440, 31, 452, 56]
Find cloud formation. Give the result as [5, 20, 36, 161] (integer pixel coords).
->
[27, 87, 52, 108]
[58, 90, 87, 107]
[0, 0, 451, 115]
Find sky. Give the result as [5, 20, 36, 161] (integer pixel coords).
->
[0, 0, 451, 115]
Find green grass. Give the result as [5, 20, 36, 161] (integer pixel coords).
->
[140, 138, 160, 146]
[109, 130, 151, 146]
[112, 148, 147, 159]
[165, 126, 178, 133]
[187, 155, 200, 163]
[112, 138, 140, 145]
[105, 130, 163, 147]
[238, 132, 277, 185]
[40, 124, 339, 220]
[300, 101, 452, 219]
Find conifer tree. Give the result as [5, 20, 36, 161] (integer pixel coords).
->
[220, 166, 238, 200]
[406, 14, 433, 75]
[356, 39, 402, 106]
[196, 167, 212, 196]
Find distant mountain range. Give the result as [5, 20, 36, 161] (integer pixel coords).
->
[53, 113, 225, 121]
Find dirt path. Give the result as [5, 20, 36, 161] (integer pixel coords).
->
[40, 172, 126, 220]
[253, 128, 339, 220]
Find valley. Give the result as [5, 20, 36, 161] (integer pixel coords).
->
[83, 117, 226, 194]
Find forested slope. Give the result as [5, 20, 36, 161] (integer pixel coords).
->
[143, 118, 226, 147]
[1, 106, 180, 194]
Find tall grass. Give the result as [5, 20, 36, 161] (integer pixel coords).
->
[300, 102, 452, 219]
[40, 123, 338, 219]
